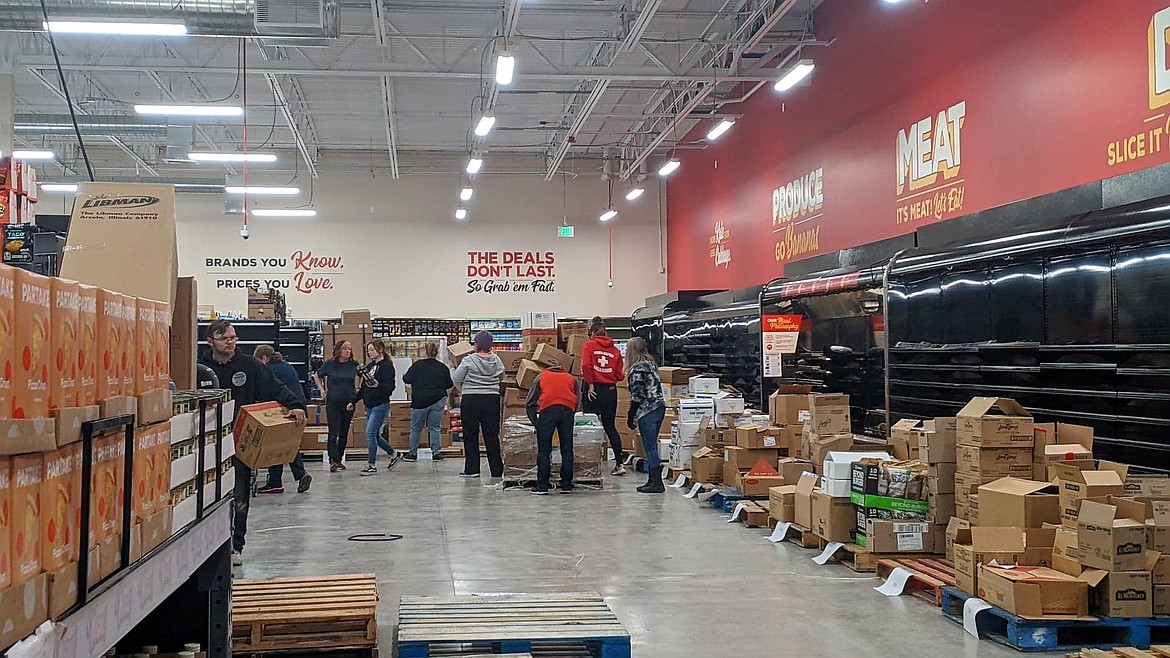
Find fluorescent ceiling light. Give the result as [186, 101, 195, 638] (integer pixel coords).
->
[40, 183, 78, 192]
[460, 187, 474, 201]
[455, 208, 468, 220]
[189, 152, 277, 163]
[12, 150, 55, 160]
[495, 52, 515, 85]
[599, 208, 618, 222]
[251, 208, 317, 217]
[43, 20, 187, 36]
[474, 114, 496, 137]
[224, 186, 300, 195]
[706, 118, 735, 141]
[466, 157, 483, 174]
[774, 59, 815, 92]
[658, 158, 680, 177]
[135, 104, 243, 117]
[625, 187, 645, 201]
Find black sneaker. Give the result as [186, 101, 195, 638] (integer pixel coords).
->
[256, 483, 284, 494]
[531, 488, 549, 495]
[360, 464, 377, 476]
[297, 473, 313, 493]
[560, 487, 574, 494]
[459, 472, 481, 478]
[387, 451, 403, 471]
[432, 452, 446, 461]
[402, 452, 418, 462]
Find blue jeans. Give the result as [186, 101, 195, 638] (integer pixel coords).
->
[265, 452, 307, 487]
[410, 398, 446, 453]
[365, 402, 396, 465]
[638, 405, 666, 470]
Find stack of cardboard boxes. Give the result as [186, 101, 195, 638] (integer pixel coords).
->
[246, 287, 285, 321]
[955, 397, 1035, 524]
[801, 394, 855, 469]
[520, 312, 558, 352]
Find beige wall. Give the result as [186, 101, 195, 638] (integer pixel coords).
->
[168, 172, 666, 319]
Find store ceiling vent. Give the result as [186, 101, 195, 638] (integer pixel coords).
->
[255, 0, 324, 32]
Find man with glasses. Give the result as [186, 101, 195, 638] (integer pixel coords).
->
[200, 320, 307, 567]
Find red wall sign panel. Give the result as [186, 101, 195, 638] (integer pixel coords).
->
[667, 0, 1170, 291]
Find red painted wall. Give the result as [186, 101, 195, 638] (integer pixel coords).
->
[667, 0, 1170, 290]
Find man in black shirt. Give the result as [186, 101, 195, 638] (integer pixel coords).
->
[199, 320, 307, 566]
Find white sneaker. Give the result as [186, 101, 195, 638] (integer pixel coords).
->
[611, 465, 627, 476]
[231, 551, 243, 566]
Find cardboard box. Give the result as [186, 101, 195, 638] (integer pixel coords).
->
[946, 517, 971, 564]
[14, 269, 51, 419]
[1155, 584, 1170, 615]
[812, 489, 854, 543]
[532, 343, 573, 370]
[47, 560, 77, 620]
[957, 444, 1033, 479]
[810, 406, 851, 435]
[53, 404, 99, 448]
[49, 278, 80, 410]
[690, 448, 724, 484]
[1054, 463, 1126, 526]
[11, 455, 42, 585]
[954, 526, 1057, 595]
[41, 447, 78, 573]
[133, 298, 156, 395]
[769, 385, 813, 426]
[0, 265, 13, 418]
[565, 334, 587, 357]
[741, 473, 786, 497]
[821, 477, 851, 498]
[929, 463, 958, 493]
[977, 565, 1090, 619]
[803, 432, 854, 469]
[0, 573, 48, 650]
[152, 299, 170, 389]
[137, 387, 172, 427]
[1155, 555, 1170, 587]
[96, 289, 123, 400]
[735, 425, 783, 450]
[658, 367, 696, 385]
[769, 485, 796, 522]
[1084, 558, 1156, 618]
[777, 457, 815, 485]
[855, 504, 928, 535]
[0, 417, 56, 456]
[864, 520, 934, 553]
[712, 391, 745, 416]
[919, 424, 958, 464]
[978, 477, 1060, 528]
[794, 472, 817, 529]
[151, 425, 171, 514]
[831, 452, 897, 484]
[132, 425, 161, 521]
[233, 402, 303, 469]
[956, 397, 1034, 448]
[341, 309, 372, 325]
[688, 376, 719, 395]
[1125, 475, 1170, 497]
[1052, 524, 1083, 577]
[446, 341, 474, 366]
[1079, 500, 1148, 572]
[168, 277, 197, 390]
[92, 434, 125, 543]
[119, 297, 137, 397]
[0, 458, 9, 590]
[516, 359, 542, 390]
[929, 492, 957, 523]
[723, 446, 782, 472]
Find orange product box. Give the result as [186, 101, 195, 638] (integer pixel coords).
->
[0, 264, 14, 418]
[49, 278, 81, 410]
[0, 456, 12, 590]
[153, 300, 171, 388]
[120, 297, 138, 395]
[10, 454, 42, 585]
[135, 298, 156, 395]
[152, 424, 171, 512]
[133, 424, 160, 520]
[41, 447, 78, 572]
[96, 289, 123, 400]
[14, 269, 51, 419]
[68, 444, 82, 563]
[76, 285, 99, 406]
[90, 434, 123, 545]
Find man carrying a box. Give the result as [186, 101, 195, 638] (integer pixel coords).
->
[524, 364, 579, 495]
[200, 320, 308, 566]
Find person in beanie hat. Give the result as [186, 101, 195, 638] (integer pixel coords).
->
[453, 331, 506, 480]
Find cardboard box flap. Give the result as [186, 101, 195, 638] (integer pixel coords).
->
[1079, 568, 1109, 587]
[1080, 470, 1125, 488]
[692, 447, 716, 459]
[1053, 462, 1090, 484]
[947, 517, 972, 544]
[794, 472, 818, 497]
[1044, 444, 1093, 460]
[1112, 496, 1149, 524]
[1098, 460, 1129, 479]
[958, 396, 1032, 419]
[891, 419, 923, 432]
[1057, 423, 1094, 451]
[982, 476, 1058, 497]
[1078, 500, 1118, 526]
[777, 385, 814, 394]
[747, 458, 779, 476]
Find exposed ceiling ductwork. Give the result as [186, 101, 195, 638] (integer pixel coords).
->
[0, 0, 340, 39]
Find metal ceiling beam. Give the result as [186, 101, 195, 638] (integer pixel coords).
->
[254, 43, 320, 178]
[18, 57, 779, 82]
[380, 77, 400, 179]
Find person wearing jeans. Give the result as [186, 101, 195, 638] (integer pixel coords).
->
[359, 339, 401, 475]
[625, 337, 666, 493]
[253, 345, 313, 494]
[525, 364, 579, 494]
[453, 332, 506, 479]
[403, 342, 454, 461]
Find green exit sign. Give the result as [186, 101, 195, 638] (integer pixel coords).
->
[557, 225, 575, 238]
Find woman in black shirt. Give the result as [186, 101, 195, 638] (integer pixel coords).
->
[313, 340, 360, 472]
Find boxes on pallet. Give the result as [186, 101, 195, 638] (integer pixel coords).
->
[976, 564, 1090, 619]
[1052, 462, 1126, 526]
[1083, 553, 1159, 618]
[768, 385, 812, 427]
[956, 397, 1034, 448]
[953, 526, 1057, 596]
[1078, 499, 1149, 572]
[808, 393, 850, 435]
[957, 444, 1033, 480]
[861, 520, 935, 553]
[812, 489, 854, 543]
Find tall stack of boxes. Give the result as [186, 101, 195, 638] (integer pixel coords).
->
[0, 156, 38, 224]
[520, 312, 558, 352]
[955, 398, 1035, 524]
[801, 394, 854, 470]
[919, 418, 958, 544]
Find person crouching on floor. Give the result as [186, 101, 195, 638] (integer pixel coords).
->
[524, 363, 579, 495]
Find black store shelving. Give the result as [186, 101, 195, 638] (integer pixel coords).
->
[662, 295, 762, 407]
[885, 194, 1170, 471]
[197, 320, 311, 398]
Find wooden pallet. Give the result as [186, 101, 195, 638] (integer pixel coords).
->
[396, 592, 631, 658]
[232, 574, 379, 654]
[766, 519, 819, 548]
[813, 540, 930, 573]
[1067, 648, 1170, 658]
[875, 557, 956, 606]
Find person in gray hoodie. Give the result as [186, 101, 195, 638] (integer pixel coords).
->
[452, 331, 507, 479]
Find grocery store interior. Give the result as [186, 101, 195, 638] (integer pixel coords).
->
[3, 1, 1170, 657]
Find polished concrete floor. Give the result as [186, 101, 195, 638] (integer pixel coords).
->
[238, 456, 1029, 657]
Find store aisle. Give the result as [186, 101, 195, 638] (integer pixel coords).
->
[239, 459, 1020, 658]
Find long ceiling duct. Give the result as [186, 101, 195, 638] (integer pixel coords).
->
[0, 0, 340, 39]
[14, 114, 170, 135]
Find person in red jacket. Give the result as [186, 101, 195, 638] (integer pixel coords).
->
[525, 364, 579, 495]
[580, 317, 626, 475]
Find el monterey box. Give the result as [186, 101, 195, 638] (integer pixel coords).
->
[96, 289, 124, 400]
[14, 269, 51, 419]
[49, 279, 81, 410]
[1078, 499, 1148, 571]
[76, 285, 99, 406]
[956, 397, 1034, 448]
[135, 298, 157, 394]
[41, 446, 78, 573]
[234, 402, 303, 469]
[11, 454, 42, 585]
[120, 297, 138, 394]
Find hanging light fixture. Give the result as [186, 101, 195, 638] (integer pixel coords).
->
[495, 51, 516, 85]
[774, 59, 815, 92]
[706, 118, 735, 141]
[625, 186, 645, 201]
[474, 113, 496, 137]
[455, 207, 468, 221]
[466, 157, 483, 175]
[658, 158, 680, 177]
[460, 187, 474, 201]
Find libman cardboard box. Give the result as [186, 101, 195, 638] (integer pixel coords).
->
[956, 397, 1034, 448]
[977, 477, 1060, 528]
[953, 526, 1057, 596]
[769, 485, 796, 523]
[1078, 499, 1149, 572]
[14, 269, 51, 419]
[49, 278, 80, 410]
[41, 446, 79, 573]
[76, 284, 98, 406]
[234, 402, 304, 469]
[768, 385, 812, 426]
[794, 472, 817, 529]
[977, 564, 1091, 619]
[0, 457, 10, 590]
[10, 454, 42, 585]
[96, 289, 124, 400]
[0, 265, 13, 418]
[1053, 462, 1126, 526]
[861, 520, 935, 553]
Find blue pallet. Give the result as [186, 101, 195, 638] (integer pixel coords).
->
[398, 637, 630, 657]
[940, 586, 1153, 651]
[706, 488, 766, 513]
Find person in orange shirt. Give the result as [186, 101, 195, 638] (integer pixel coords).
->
[524, 364, 579, 495]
